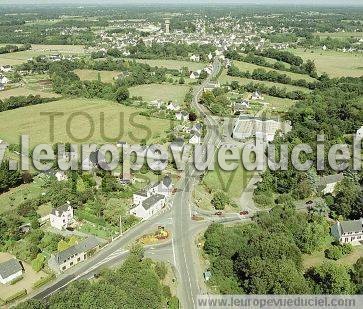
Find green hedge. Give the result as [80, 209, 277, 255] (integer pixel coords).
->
[2, 288, 27, 304]
[33, 273, 56, 289]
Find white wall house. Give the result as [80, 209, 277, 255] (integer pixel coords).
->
[331, 219, 363, 245]
[0, 65, 13, 73]
[318, 174, 344, 195]
[189, 133, 201, 145]
[130, 176, 172, 220]
[50, 204, 74, 230]
[0, 259, 23, 285]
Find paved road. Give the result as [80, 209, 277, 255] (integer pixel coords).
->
[171, 59, 223, 308]
[31, 209, 174, 300]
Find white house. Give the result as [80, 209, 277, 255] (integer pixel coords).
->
[149, 99, 165, 109]
[49, 237, 100, 273]
[55, 171, 68, 182]
[190, 54, 200, 62]
[166, 101, 180, 111]
[331, 219, 363, 245]
[175, 111, 189, 122]
[130, 176, 172, 221]
[50, 203, 74, 230]
[356, 126, 363, 139]
[251, 91, 264, 100]
[189, 132, 202, 145]
[190, 70, 201, 79]
[208, 52, 213, 61]
[0, 65, 13, 73]
[0, 75, 9, 84]
[233, 100, 250, 114]
[0, 259, 23, 284]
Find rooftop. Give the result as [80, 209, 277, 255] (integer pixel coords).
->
[54, 237, 100, 265]
[142, 193, 165, 210]
[0, 259, 22, 279]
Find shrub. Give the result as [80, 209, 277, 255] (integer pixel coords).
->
[3, 289, 27, 304]
[325, 245, 343, 260]
[33, 273, 56, 289]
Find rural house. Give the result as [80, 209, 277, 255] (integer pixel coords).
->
[0, 259, 23, 285]
[331, 219, 363, 245]
[49, 237, 101, 273]
[50, 203, 74, 230]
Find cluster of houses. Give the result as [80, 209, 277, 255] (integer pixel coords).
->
[130, 176, 173, 221]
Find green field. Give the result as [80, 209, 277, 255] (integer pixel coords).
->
[0, 87, 61, 100]
[233, 60, 316, 82]
[203, 158, 250, 199]
[129, 83, 190, 103]
[289, 48, 363, 77]
[314, 31, 363, 39]
[220, 70, 310, 93]
[0, 178, 46, 214]
[74, 69, 120, 83]
[0, 44, 85, 66]
[0, 97, 171, 146]
[129, 58, 206, 71]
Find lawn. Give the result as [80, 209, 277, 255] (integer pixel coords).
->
[203, 155, 250, 200]
[0, 86, 61, 100]
[314, 31, 363, 39]
[0, 97, 171, 147]
[233, 60, 316, 82]
[303, 244, 363, 270]
[0, 177, 46, 214]
[220, 70, 310, 93]
[128, 58, 206, 71]
[288, 48, 363, 77]
[0, 44, 85, 67]
[74, 69, 120, 83]
[129, 83, 189, 103]
[262, 95, 297, 112]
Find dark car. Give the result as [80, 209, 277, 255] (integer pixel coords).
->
[306, 200, 314, 205]
[239, 210, 249, 216]
[214, 211, 223, 216]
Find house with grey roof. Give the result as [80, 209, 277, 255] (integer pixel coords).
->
[49, 237, 101, 273]
[130, 176, 172, 221]
[331, 219, 363, 245]
[0, 259, 23, 284]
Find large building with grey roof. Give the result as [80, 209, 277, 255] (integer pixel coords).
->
[49, 237, 101, 273]
[331, 219, 363, 244]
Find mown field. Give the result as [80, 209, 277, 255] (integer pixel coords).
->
[129, 83, 190, 103]
[0, 87, 61, 100]
[74, 69, 120, 83]
[220, 70, 310, 93]
[289, 48, 363, 77]
[314, 31, 363, 39]
[233, 60, 316, 82]
[0, 44, 85, 66]
[0, 98, 171, 146]
[128, 58, 206, 71]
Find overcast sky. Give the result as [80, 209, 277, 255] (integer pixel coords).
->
[1, 0, 362, 6]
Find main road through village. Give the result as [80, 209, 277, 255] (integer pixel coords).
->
[30, 59, 234, 308]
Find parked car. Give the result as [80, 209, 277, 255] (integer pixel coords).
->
[239, 210, 249, 216]
[214, 211, 223, 216]
[306, 200, 314, 205]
